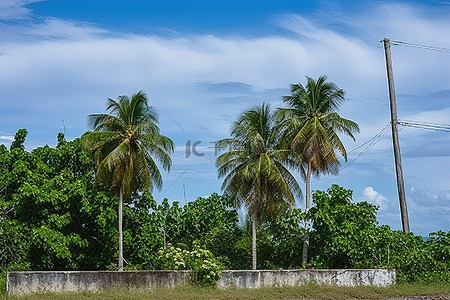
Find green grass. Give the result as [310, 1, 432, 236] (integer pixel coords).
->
[3, 283, 449, 300]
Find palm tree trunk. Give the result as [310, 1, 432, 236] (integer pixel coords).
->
[305, 162, 311, 212]
[251, 210, 257, 270]
[302, 162, 312, 265]
[118, 185, 124, 271]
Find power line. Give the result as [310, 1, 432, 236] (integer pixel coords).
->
[312, 123, 391, 182]
[347, 123, 390, 155]
[399, 119, 450, 128]
[344, 123, 390, 166]
[311, 118, 450, 183]
[391, 40, 450, 53]
[398, 119, 450, 133]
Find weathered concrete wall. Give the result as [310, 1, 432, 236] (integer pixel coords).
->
[218, 269, 396, 288]
[7, 270, 191, 295]
[7, 269, 395, 295]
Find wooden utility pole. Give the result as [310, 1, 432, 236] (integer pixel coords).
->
[383, 37, 410, 233]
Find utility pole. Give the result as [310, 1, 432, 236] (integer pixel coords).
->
[383, 37, 410, 233]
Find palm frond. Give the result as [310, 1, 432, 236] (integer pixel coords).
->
[216, 102, 301, 221]
[279, 76, 359, 179]
[81, 91, 173, 199]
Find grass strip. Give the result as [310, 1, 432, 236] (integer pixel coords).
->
[5, 283, 449, 300]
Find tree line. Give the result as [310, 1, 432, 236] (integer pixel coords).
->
[0, 134, 447, 282]
[1, 77, 448, 285]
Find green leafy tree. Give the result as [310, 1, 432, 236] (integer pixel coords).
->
[308, 184, 450, 283]
[121, 191, 162, 270]
[309, 184, 378, 268]
[0, 130, 31, 270]
[258, 208, 307, 269]
[426, 230, 450, 265]
[0, 130, 118, 270]
[278, 76, 360, 263]
[81, 91, 174, 271]
[176, 194, 245, 269]
[216, 103, 301, 270]
[132, 193, 245, 270]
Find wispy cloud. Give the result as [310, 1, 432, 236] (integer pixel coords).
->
[26, 18, 109, 40]
[0, 1, 449, 235]
[196, 81, 254, 94]
[0, 135, 14, 141]
[0, 0, 45, 20]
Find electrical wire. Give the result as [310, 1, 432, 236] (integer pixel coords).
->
[391, 40, 450, 53]
[347, 123, 391, 154]
[307, 118, 450, 183]
[312, 123, 391, 182]
[341, 123, 390, 169]
[398, 119, 450, 133]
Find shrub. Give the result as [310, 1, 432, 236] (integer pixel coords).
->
[155, 241, 223, 287]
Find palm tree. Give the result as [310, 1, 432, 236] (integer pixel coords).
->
[278, 76, 360, 264]
[81, 91, 174, 271]
[216, 103, 302, 270]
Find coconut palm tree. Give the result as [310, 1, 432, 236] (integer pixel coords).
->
[81, 91, 174, 271]
[278, 76, 360, 264]
[216, 103, 302, 270]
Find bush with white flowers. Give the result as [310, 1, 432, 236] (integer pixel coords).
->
[155, 241, 223, 286]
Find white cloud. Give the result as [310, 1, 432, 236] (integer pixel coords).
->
[362, 187, 389, 210]
[0, 18, 109, 46]
[0, 0, 45, 20]
[0, 135, 14, 141]
[25, 18, 109, 40]
[0, 1, 449, 234]
[0, 24, 386, 142]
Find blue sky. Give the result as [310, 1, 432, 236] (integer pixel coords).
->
[0, 0, 449, 236]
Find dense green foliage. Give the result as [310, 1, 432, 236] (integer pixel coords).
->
[309, 184, 449, 283]
[122, 193, 246, 271]
[256, 208, 307, 269]
[1, 130, 448, 286]
[1, 130, 117, 271]
[309, 184, 379, 269]
[0, 133, 246, 272]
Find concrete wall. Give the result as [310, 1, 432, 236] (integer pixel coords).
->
[7, 271, 191, 295]
[218, 269, 396, 288]
[7, 269, 396, 295]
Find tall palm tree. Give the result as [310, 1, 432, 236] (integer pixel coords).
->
[81, 91, 174, 271]
[278, 76, 360, 264]
[216, 103, 302, 270]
